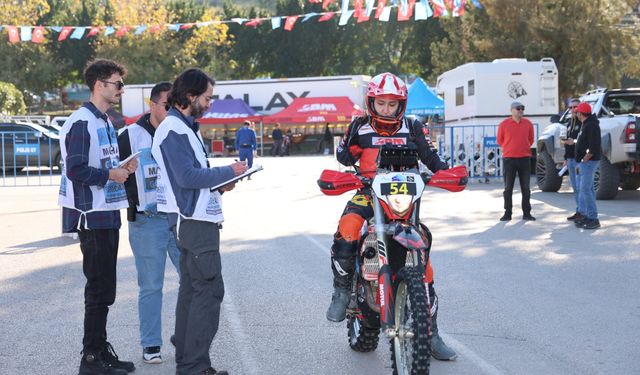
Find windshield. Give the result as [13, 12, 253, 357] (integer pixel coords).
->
[602, 93, 640, 115]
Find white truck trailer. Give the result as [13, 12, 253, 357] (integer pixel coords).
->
[434, 58, 559, 177]
[120, 75, 370, 118]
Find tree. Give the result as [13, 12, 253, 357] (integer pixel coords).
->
[0, 82, 27, 115]
[429, 0, 640, 102]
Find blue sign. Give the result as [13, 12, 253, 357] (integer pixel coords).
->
[483, 136, 498, 148]
[14, 144, 40, 156]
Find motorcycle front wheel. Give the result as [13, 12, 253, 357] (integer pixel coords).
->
[390, 266, 431, 375]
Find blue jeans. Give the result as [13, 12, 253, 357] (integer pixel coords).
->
[129, 213, 180, 348]
[239, 147, 253, 168]
[576, 160, 599, 220]
[567, 158, 580, 211]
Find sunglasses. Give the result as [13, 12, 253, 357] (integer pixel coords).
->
[514, 106, 525, 111]
[569, 106, 578, 109]
[101, 80, 125, 90]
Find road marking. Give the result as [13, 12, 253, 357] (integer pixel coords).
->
[303, 233, 330, 255]
[440, 332, 506, 375]
[223, 292, 260, 375]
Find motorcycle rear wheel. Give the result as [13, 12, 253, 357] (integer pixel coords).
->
[390, 266, 431, 375]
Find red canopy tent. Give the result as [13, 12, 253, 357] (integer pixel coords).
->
[262, 96, 364, 124]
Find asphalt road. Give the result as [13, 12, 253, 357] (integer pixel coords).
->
[1, 155, 639, 375]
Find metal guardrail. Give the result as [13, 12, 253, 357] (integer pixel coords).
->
[0, 130, 61, 187]
[430, 123, 539, 182]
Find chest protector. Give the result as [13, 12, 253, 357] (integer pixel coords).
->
[151, 115, 224, 224]
[357, 118, 414, 177]
[124, 124, 159, 212]
[58, 107, 128, 223]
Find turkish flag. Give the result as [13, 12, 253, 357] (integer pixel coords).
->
[32, 26, 45, 43]
[7, 26, 20, 43]
[318, 12, 335, 22]
[354, 0, 363, 18]
[58, 26, 73, 41]
[149, 25, 163, 33]
[322, 0, 335, 9]
[284, 16, 298, 31]
[397, 0, 416, 21]
[115, 27, 129, 37]
[245, 18, 262, 28]
[180, 23, 194, 30]
[87, 27, 101, 37]
[375, 0, 387, 19]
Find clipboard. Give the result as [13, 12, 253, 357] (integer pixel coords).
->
[210, 164, 263, 191]
[118, 151, 142, 167]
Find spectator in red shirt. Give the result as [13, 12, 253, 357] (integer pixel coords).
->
[497, 101, 535, 221]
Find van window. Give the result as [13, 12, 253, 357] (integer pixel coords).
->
[455, 86, 464, 106]
[468, 80, 475, 96]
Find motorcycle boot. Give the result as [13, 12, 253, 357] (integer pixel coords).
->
[428, 283, 457, 361]
[327, 238, 357, 322]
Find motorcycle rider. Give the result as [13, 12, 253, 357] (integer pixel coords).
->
[326, 72, 457, 360]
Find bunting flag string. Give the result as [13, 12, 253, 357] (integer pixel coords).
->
[3, 0, 480, 43]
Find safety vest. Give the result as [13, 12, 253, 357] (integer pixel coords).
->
[151, 115, 224, 224]
[121, 123, 159, 212]
[58, 107, 128, 226]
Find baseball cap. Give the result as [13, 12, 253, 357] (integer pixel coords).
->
[510, 101, 524, 109]
[576, 102, 592, 114]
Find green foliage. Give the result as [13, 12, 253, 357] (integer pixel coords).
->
[0, 82, 27, 115]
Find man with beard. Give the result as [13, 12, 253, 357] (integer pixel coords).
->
[151, 68, 247, 375]
[58, 59, 137, 375]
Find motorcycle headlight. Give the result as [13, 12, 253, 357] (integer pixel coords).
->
[386, 194, 413, 216]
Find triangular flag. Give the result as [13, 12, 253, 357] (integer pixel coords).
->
[180, 23, 195, 29]
[87, 26, 101, 37]
[7, 26, 20, 43]
[115, 27, 129, 37]
[471, 0, 482, 8]
[32, 26, 45, 43]
[302, 12, 318, 22]
[70, 27, 86, 39]
[134, 25, 147, 35]
[431, 0, 449, 17]
[397, 0, 416, 21]
[168, 24, 181, 32]
[453, 0, 466, 16]
[284, 16, 299, 31]
[20, 27, 32, 42]
[271, 17, 282, 29]
[149, 25, 163, 33]
[353, 0, 363, 18]
[414, 0, 433, 20]
[322, 0, 335, 9]
[318, 12, 335, 22]
[375, 0, 388, 19]
[379, 6, 392, 21]
[231, 18, 246, 25]
[58, 26, 73, 41]
[245, 18, 262, 28]
[104, 26, 115, 36]
[50, 26, 62, 33]
[365, 0, 375, 15]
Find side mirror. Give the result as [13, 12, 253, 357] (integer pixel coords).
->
[549, 115, 561, 123]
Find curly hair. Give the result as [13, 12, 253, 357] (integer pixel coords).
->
[84, 59, 127, 92]
[168, 68, 215, 110]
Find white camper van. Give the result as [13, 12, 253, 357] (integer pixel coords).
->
[434, 58, 559, 178]
[120, 75, 370, 118]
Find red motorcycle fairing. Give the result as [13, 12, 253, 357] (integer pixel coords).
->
[378, 264, 395, 331]
[317, 169, 364, 195]
[391, 223, 429, 251]
[427, 165, 468, 192]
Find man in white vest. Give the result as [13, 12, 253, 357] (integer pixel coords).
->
[117, 82, 179, 365]
[58, 59, 137, 375]
[151, 68, 247, 375]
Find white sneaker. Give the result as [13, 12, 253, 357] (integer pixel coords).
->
[142, 346, 162, 364]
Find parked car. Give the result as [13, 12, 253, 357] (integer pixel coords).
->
[536, 88, 640, 199]
[0, 122, 61, 173]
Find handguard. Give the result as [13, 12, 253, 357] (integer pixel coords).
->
[427, 165, 468, 192]
[317, 169, 364, 195]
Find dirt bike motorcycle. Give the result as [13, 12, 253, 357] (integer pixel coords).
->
[318, 145, 467, 375]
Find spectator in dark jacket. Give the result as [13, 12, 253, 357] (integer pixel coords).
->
[271, 123, 284, 156]
[574, 102, 601, 229]
[561, 98, 583, 221]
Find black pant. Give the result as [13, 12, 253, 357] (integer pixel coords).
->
[174, 220, 225, 375]
[78, 228, 119, 352]
[502, 157, 532, 215]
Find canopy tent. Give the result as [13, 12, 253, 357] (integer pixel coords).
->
[263, 96, 364, 124]
[199, 98, 262, 124]
[406, 78, 444, 117]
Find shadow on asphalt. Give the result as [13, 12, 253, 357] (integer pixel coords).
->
[0, 236, 78, 255]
